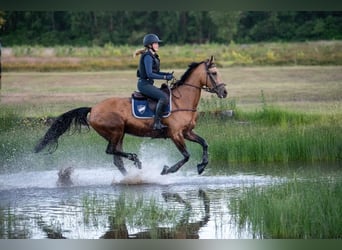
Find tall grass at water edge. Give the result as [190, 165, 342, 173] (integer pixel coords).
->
[229, 178, 342, 238]
[196, 96, 342, 167]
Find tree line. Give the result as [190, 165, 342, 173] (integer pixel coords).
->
[1, 11, 341, 46]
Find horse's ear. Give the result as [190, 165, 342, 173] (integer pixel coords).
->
[209, 55, 215, 64]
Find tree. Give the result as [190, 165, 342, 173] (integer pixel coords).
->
[208, 11, 241, 43]
[1, 11, 341, 46]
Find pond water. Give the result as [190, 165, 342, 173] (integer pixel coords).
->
[0, 165, 286, 239]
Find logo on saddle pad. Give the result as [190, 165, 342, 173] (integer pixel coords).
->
[137, 105, 147, 114]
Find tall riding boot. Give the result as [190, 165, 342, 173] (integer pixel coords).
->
[153, 101, 168, 130]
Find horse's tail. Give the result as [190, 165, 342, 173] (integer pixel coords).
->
[34, 107, 91, 153]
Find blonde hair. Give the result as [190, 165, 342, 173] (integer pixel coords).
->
[133, 48, 147, 58]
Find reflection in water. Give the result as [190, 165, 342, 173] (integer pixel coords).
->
[101, 190, 210, 239]
[0, 167, 282, 239]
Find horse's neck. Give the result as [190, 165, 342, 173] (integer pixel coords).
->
[172, 81, 202, 110]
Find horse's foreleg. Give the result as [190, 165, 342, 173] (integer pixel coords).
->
[161, 134, 190, 175]
[185, 131, 208, 175]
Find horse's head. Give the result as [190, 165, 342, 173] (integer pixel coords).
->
[174, 56, 228, 98]
[200, 56, 227, 98]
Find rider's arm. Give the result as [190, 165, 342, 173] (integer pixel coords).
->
[144, 55, 167, 80]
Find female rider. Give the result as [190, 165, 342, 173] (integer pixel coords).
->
[135, 34, 174, 130]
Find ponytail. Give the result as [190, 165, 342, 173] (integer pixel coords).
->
[133, 48, 147, 58]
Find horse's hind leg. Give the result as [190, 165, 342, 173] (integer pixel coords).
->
[106, 140, 142, 176]
[106, 141, 127, 176]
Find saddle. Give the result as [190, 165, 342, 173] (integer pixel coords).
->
[131, 83, 172, 119]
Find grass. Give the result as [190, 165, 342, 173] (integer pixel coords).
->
[204, 121, 341, 166]
[195, 95, 342, 167]
[3, 41, 342, 71]
[2, 66, 341, 115]
[230, 177, 342, 238]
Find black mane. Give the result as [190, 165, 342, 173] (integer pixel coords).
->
[171, 61, 204, 89]
[180, 61, 203, 82]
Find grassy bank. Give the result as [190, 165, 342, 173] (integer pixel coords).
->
[196, 102, 342, 168]
[230, 178, 342, 238]
[2, 40, 342, 71]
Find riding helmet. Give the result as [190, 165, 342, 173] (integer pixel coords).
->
[143, 34, 162, 47]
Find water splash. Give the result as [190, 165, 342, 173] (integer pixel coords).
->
[113, 140, 183, 185]
[0, 139, 285, 191]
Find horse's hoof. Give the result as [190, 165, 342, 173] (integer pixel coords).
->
[197, 164, 206, 175]
[135, 160, 142, 169]
[161, 165, 169, 175]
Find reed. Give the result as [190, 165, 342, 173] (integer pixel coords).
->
[195, 96, 342, 167]
[230, 178, 342, 238]
[202, 122, 341, 166]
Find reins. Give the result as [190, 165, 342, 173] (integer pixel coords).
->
[168, 60, 224, 113]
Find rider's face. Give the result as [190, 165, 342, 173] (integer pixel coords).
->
[151, 42, 159, 52]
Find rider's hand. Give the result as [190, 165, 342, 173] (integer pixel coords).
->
[165, 73, 173, 81]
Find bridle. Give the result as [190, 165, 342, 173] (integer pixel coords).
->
[202, 61, 226, 95]
[170, 60, 226, 113]
[178, 60, 226, 96]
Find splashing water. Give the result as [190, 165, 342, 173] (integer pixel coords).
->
[113, 141, 183, 185]
[0, 140, 284, 191]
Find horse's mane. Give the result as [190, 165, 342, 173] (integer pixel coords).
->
[171, 61, 204, 89]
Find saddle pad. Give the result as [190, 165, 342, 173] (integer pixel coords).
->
[132, 97, 172, 119]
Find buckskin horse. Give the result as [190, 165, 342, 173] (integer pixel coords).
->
[34, 56, 227, 176]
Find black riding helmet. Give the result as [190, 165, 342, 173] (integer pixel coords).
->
[143, 34, 162, 47]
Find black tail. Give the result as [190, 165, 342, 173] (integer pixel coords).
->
[34, 107, 91, 153]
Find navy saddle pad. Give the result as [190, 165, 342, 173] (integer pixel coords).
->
[131, 87, 172, 119]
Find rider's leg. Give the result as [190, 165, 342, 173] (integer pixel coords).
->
[153, 99, 168, 130]
[138, 83, 169, 130]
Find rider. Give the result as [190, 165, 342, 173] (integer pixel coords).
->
[135, 33, 174, 130]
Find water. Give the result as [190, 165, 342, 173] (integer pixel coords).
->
[0, 166, 283, 239]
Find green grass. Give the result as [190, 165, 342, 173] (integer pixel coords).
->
[194, 95, 342, 168]
[204, 123, 341, 166]
[230, 178, 342, 238]
[3, 41, 342, 72]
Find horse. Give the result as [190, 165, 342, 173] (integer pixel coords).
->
[34, 56, 227, 176]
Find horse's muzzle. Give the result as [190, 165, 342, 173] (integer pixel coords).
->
[216, 83, 228, 98]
